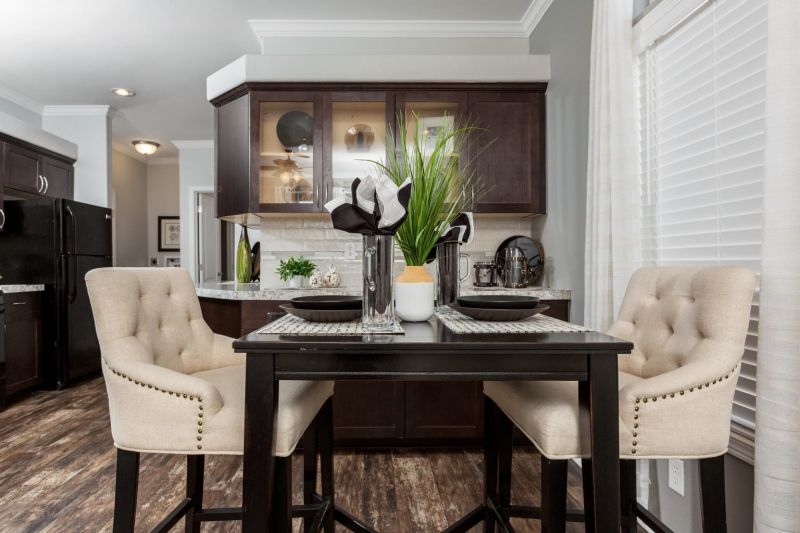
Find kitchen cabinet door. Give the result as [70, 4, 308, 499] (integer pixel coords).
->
[469, 92, 546, 214]
[216, 93, 252, 219]
[323, 92, 390, 206]
[333, 381, 406, 443]
[405, 381, 483, 439]
[254, 92, 323, 213]
[3, 142, 42, 195]
[41, 156, 73, 199]
[3, 292, 44, 395]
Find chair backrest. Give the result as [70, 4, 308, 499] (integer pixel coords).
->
[85, 267, 217, 375]
[608, 267, 756, 379]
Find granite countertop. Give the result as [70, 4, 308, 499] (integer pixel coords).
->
[0, 284, 46, 294]
[196, 281, 571, 301]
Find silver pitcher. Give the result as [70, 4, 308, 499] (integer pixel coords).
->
[435, 242, 470, 309]
[362, 235, 395, 330]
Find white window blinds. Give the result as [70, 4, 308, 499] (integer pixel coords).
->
[638, 0, 766, 462]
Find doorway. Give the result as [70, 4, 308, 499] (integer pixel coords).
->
[195, 192, 221, 283]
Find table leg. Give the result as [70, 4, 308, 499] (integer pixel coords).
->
[243, 352, 278, 532]
[580, 354, 620, 532]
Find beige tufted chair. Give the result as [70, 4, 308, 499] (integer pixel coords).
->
[483, 266, 756, 533]
[86, 267, 335, 532]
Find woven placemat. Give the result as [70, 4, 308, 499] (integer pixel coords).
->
[256, 313, 404, 336]
[436, 308, 592, 334]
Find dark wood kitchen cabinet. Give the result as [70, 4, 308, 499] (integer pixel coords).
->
[469, 92, 546, 213]
[2, 292, 44, 397]
[200, 295, 569, 445]
[1, 136, 74, 200]
[213, 83, 547, 220]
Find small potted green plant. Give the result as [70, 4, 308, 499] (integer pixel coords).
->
[277, 256, 317, 289]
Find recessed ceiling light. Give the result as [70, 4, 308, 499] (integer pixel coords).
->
[132, 140, 160, 156]
[111, 88, 136, 97]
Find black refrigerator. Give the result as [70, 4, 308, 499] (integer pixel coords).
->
[0, 196, 112, 388]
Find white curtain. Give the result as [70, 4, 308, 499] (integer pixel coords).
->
[754, 1, 800, 531]
[584, 0, 641, 331]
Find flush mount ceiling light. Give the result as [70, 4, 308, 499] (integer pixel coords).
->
[111, 87, 136, 97]
[132, 140, 160, 155]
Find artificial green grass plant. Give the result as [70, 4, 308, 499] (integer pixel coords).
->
[368, 113, 486, 266]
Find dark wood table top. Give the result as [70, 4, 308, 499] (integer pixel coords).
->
[234, 317, 634, 354]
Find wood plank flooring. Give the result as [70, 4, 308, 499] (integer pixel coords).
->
[0, 378, 589, 532]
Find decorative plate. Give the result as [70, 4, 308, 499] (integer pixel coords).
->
[495, 236, 545, 286]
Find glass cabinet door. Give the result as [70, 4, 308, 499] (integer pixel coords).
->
[257, 95, 321, 211]
[325, 94, 388, 204]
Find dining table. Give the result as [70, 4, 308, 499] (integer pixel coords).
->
[233, 316, 633, 533]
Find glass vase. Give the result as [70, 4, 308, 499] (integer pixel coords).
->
[236, 225, 252, 283]
[362, 235, 395, 330]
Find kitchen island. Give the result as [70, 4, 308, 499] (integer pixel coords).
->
[196, 281, 572, 447]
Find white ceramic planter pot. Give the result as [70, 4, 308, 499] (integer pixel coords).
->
[394, 266, 434, 322]
[289, 275, 303, 289]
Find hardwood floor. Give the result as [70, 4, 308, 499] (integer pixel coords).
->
[0, 378, 589, 532]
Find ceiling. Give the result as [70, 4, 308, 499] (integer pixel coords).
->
[0, 0, 537, 160]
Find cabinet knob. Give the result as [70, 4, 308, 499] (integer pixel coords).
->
[0, 208, 5, 229]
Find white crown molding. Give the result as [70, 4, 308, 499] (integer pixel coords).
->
[147, 157, 179, 166]
[171, 140, 214, 150]
[249, 0, 553, 46]
[521, 0, 555, 35]
[250, 19, 529, 41]
[0, 82, 44, 115]
[42, 105, 113, 117]
[0, 110, 78, 159]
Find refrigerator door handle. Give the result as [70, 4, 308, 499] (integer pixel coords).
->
[65, 205, 76, 254]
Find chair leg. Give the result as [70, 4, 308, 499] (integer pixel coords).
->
[113, 449, 140, 533]
[620, 460, 637, 533]
[184, 455, 204, 533]
[483, 397, 499, 533]
[699, 456, 727, 533]
[581, 459, 595, 533]
[303, 417, 319, 533]
[497, 408, 514, 508]
[270, 456, 293, 531]
[540, 456, 567, 533]
[318, 397, 335, 533]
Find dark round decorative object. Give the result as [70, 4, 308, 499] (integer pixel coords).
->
[447, 303, 550, 322]
[276, 111, 314, 149]
[457, 295, 540, 309]
[291, 295, 362, 310]
[279, 303, 362, 323]
[495, 236, 545, 286]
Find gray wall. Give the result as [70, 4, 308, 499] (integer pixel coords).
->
[529, 0, 593, 324]
[111, 151, 148, 267]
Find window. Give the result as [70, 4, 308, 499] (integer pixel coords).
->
[637, 0, 767, 463]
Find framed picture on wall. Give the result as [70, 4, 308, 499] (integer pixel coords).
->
[158, 216, 181, 251]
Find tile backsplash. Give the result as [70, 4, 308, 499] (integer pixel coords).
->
[259, 216, 533, 289]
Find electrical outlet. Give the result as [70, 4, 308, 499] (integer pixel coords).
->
[344, 242, 356, 260]
[668, 459, 685, 496]
[150, 257, 158, 266]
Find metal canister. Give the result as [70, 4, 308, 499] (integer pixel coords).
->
[473, 262, 498, 287]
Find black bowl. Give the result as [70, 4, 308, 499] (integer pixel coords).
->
[280, 304, 362, 323]
[456, 295, 540, 309]
[448, 303, 549, 322]
[291, 295, 362, 310]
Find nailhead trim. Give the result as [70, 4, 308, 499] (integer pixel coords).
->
[104, 359, 206, 451]
[629, 364, 739, 455]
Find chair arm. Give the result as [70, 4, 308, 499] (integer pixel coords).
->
[619, 339, 741, 404]
[104, 357, 225, 415]
[617, 339, 742, 457]
[210, 334, 245, 368]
